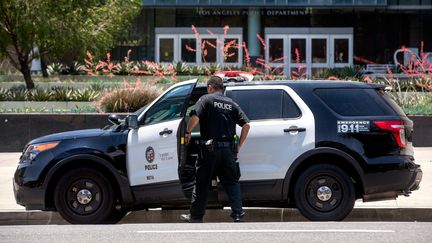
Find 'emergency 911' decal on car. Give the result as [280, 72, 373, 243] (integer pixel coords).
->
[337, 120, 370, 133]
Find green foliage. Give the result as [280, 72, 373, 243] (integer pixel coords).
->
[320, 66, 363, 80]
[0, 106, 99, 113]
[67, 62, 85, 75]
[47, 63, 66, 75]
[191, 65, 206, 76]
[0, 85, 104, 102]
[205, 63, 221, 75]
[73, 88, 100, 101]
[0, 0, 141, 89]
[27, 89, 53, 101]
[403, 104, 432, 115]
[174, 62, 191, 76]
[50, 87, 75, 101]
[0, 88, 10, 101]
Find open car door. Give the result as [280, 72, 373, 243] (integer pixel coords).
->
[126, 79, 197, 202]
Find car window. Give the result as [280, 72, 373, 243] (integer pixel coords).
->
[315, 88, 396, 116]
[142, 84, 193, 125]
[227, 89, 301, 120]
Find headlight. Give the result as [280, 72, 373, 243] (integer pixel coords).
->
[22, 141, 60, 162]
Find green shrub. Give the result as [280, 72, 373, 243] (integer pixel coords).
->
[191, 65, 205, 76]
[0, 88, 10, 101]
[8, 89, 27, 101]
[114, 61, 133, 75]
[73, 88, 101, 101]
[51, 87, 75, 101]
[403, 104, 432, 115]
[98, 85, 162, 113]
[27, 89, 53, 101]
[321, 66, 362, 80]
[67, 62, 85, 75]
[47, 63, 67, 75]
[174, 62, 191, 76]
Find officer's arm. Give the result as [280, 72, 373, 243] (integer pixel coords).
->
[185, 115, 199, 144]
[238, 123, 250, 148]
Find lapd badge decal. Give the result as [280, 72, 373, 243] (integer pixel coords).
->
[145, 146, 155, 163]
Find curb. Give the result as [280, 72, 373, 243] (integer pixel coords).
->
[1, 208, 432, 225]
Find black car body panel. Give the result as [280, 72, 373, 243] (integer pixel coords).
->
[14, 127, 131, 210]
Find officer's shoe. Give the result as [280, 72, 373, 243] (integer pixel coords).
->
[231, 211, 245, 223]
[180, 214, 203, 223]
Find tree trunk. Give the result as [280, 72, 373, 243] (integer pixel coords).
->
[40, 52, 49, 77]
[20, 62, 35, 90]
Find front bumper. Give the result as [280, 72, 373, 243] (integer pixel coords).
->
[13, 177, 46, 210]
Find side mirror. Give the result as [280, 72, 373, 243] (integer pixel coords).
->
[108, 114, 120, 125]
[126, 115, 139, 129]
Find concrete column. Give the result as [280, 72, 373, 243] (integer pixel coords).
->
[247, 8, 261, 59]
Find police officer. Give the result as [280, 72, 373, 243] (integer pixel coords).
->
[181, 76, 250, 223]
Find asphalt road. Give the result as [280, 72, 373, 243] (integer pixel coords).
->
[0, 222, 431, 243]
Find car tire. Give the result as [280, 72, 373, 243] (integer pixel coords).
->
[54, 168, 120, 224]
[294, 164, 355, 221]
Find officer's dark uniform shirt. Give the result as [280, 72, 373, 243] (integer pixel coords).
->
[190, 91, 249, 141]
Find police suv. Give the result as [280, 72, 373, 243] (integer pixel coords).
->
[13, 79, 423, 224]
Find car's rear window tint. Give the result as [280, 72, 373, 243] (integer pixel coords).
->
[315, 88, 396, 116]
[228, 89, 301, 120]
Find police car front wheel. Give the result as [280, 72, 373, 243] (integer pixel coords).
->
[294, 164, 355, 221]
[54, 168, 121, 224]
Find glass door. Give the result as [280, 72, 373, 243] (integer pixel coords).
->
[289, 36, 308, 78]
[266, 35, 287, 76]
[310, 35, 329, 77]
[179, 35, 198, 64]
[330, 35, 353, 68]
[156, 35, 178, 63]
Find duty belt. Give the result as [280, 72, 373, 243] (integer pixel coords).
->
[200, 140, 232, 148]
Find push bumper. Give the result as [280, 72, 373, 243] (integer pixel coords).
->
[13, 178, 46, 210]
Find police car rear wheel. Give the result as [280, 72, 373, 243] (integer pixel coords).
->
[54, 168, 117, 224]
[294, 164, 355, 221]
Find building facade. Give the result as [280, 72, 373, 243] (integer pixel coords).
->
[112, 0, 432, 76]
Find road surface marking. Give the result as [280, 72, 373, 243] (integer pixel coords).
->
[137, 229, 395, 233]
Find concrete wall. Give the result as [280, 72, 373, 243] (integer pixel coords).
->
[0, 114, 430, 152]
[0, 114, 109, 152]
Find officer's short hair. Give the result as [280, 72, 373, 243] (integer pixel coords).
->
[207, 76, 224, 91]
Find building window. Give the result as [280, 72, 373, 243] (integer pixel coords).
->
[291, 39, 306, 64]
[224, 38, 239, 63]
[269, 38, 284, 63]
[202, 38, 217, 63]
[181, 38, 197, 63]
[334, 39, 349, 64]
[265, 28, 353, 77]
[159, 38, 174, 62]
[155, 28, 242, 66]
[312, 39, 327, 64]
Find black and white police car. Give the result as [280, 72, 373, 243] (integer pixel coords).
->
[13, 79, 423, 224]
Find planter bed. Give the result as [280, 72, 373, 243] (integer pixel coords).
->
[0, 101, 96, 110]
[0, 114, 430, 152]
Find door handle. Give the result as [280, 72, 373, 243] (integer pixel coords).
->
[159, 128, 173, 136]
[284, 127, 306, 133]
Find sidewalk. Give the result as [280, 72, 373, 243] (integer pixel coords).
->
[0, 148, 431, 224]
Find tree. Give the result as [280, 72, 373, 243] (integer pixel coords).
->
[0, 0, 141, 89]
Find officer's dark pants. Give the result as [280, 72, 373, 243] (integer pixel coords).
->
[189, 146, 243, 220]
